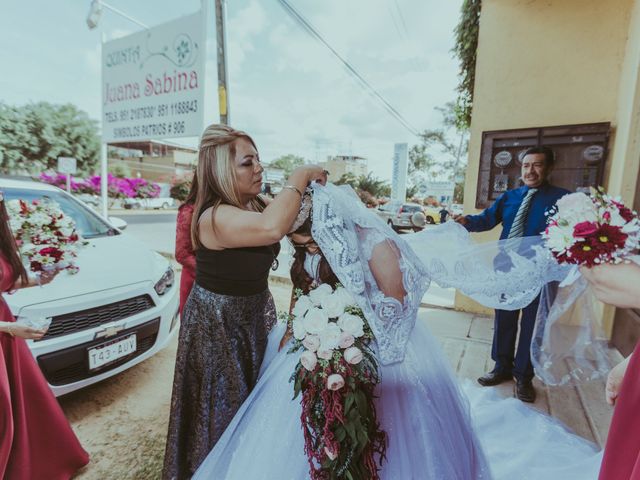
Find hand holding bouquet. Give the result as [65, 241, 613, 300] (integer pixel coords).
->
[543, 188, 640, 266]
[286, 284, 386, 480]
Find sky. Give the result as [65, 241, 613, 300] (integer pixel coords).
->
[0, 0, 463, 181]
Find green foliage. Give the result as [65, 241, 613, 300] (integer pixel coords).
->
[0, 102, 100, 176]
[269, 153, 306, 177]
[334, 172, 359, 188]
[408, 102, 469, 203]
[169, 175, 192, 202]
[108, 161, 132, 178]
[356, 172, 390, 198]
[452, 0, 482, 129]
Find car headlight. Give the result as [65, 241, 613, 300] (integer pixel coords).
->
[154, 267, 175, 295]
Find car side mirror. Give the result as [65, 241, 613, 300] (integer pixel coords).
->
[109, 216, 128, 231]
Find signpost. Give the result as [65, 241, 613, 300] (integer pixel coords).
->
[98, 8, 207, 216]
[57, 157, 77, 193]
[391, 143, 408, 202]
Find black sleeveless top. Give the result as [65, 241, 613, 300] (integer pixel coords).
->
[195, 243, 281, 296]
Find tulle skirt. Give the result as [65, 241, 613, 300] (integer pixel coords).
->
[194, 321, 602, 480]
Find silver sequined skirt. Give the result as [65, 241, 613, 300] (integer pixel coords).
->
[162, 284, 276, 479]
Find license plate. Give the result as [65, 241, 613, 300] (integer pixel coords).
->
[88, 334, 137, 371]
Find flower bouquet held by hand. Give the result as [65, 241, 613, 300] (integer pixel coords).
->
[285, 283, 387, 480]
[543, 187, 640, 266]
[532, 187, 640, 386]
[6, 198, 85, 275]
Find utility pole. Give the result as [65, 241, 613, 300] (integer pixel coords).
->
[215, 0, 230, 125]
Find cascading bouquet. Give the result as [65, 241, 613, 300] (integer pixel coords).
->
[286, 283, 387, 480]
[543, 187, 640, 266]
[6, 199, 85, 274]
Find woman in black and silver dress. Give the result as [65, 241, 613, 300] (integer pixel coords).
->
[162, 124, 326, 479]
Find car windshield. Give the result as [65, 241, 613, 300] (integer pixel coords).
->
[3, 186, 118, 239]
[401, 205, 422, 213]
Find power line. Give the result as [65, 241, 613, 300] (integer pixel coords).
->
[275, 0, 419, 137]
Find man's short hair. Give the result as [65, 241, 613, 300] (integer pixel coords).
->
[521, 146, 555, 167]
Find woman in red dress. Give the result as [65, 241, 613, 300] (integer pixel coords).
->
[582, 262, 640, 480]
[0, 193, 89, 479]
[175, 176, 198, 313]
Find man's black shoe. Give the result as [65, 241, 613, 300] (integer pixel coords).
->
[515, 379, 536, 403]
[477, 371, 512, 387]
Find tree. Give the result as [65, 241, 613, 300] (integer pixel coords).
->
[0, 102, 100, 175]
[334, 172, 358, 188]
[268, 154, 306, 177]
[357, 172, 391, 198]
[408, 102, 469, 203]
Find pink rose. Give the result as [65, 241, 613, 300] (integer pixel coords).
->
[300, 351, 318, 371]
[302, 335, 320, 352]
[573, 221, 598, 238]
[344, 346, 363, 365]
[317, 349, 333, 360]
[338, 331, 354, 349]
[326, 373, 345, 391]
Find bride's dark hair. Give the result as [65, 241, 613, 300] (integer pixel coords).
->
[289, 216, 339, 293]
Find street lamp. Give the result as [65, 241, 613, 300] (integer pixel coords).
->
[85, 0, 148, 217]
[86, 0, 149, 30]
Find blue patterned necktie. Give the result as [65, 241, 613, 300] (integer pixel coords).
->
[507, 188, 538, 239]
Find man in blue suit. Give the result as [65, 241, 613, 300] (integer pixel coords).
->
[454, 146, 569, 402]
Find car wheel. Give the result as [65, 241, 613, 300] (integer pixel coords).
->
[162, 202, 169, 209]
[387, 220, 398, 232]
[425, 216, 435, 224]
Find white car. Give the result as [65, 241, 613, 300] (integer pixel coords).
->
[1, 178, 179, 396]
[124, 197, 175, 210]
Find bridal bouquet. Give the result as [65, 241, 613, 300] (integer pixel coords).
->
[6, 199, 85, 274]
[286, 284, 387, 480]
[543, 188, 640, 266]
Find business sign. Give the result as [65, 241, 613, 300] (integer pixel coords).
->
[102, 13, 205, 143]
[57, 157, 77, 174]
[391, 143, 408, 201]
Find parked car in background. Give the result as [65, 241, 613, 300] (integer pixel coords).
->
[450, 204, 464, 216]
[376, 201, 427, 232]
[1, 178, 179, 396]
[124, 196, 176, 210]
[423, 205, 442, 224]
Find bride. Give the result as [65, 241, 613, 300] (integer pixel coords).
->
[193, 183, 601, 479]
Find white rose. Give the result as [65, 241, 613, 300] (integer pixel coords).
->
[318, 323, 341, 351]
[308, 283, 333, 306]
[304, 307, 329, 334]
[338, 331, 355, 348]
[292, 318, 307, 340]
[332, 287, 355, 308]
[338, 313, 365, 338]
[292, 295, 313, 318]
[320, 292, 348, 319]
[300, 351, 318, 371]
[302, 334, 320, 352]
[326, 373, 345, 391]
[344, 346, 363, 365]
[317, 349, 333, 360]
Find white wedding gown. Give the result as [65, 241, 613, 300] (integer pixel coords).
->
[193, 257, 603, 480]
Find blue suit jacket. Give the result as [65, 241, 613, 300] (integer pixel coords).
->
[464, 183, 570, 239]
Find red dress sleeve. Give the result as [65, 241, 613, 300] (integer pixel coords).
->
[175, 204, 196, 275]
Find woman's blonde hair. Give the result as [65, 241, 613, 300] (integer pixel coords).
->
[190, 124, 264, 250]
